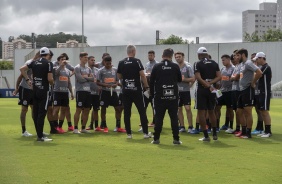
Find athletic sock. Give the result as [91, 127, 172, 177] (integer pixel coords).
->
[236, 125, 240, 131]
[212, 127, 217, 136]
[258, 121, 264, 131]
[82, 125, 86, 130]
[265, 125, 271, 134]
[203, 130, 209, 138]
[59, 120, 64, 128]
[242, 126, 247, 135]
[67, 122, 72, 127]
[230, 121, 234, 129]
[49, 121, 56, 131]
[116, 120, 121, 128]
[216, 119, 220, 128]
[188, 126, 193, 129]
[206, 119, 211, 129]
[89, 122, 94, 128]
[74, 126, 78, 129]
[195, 123, 200, 130]
[224, 117, 229, 127]
[246, 128, 252, 136]
[22, 126, 26, 133]
[101, 121, 107, 128]
[94, 120, 98, 128]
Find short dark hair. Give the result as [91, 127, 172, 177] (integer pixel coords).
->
[79, 52, 88, 58]
[148, 50, 155, 55]
[236, 48, 248, 58]
[230, 54, 234, 61]
[233, 49, 238, 54]
[104, 56, 112, 62]
[61, 53, 69, 60]
[221, 54, 230, 59]
[251, 53, 256, 56]
[88, 56, 95, 60]
[57, 55, 65, 61]
[102, 53, 110, 58]
[174, 51, 184, 57]
[162, 48, 174, 58]
[208, 55, 212, 59]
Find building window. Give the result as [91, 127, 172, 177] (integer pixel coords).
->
[255, 20, 258, 22]
[274, 15, 276, 17]
[255, 25, 258, 28]
[263, 15, 265, 17]
[255, 14, 258, 17]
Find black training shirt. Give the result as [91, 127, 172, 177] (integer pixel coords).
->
[150, 59, 182, 100]
[27, 58, 53, 91]
[258, 63, 272, 94]
[117, 57, 144, 92]
[194, 58, 220, 89]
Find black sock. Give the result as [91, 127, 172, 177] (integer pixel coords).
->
[246, 128, 252, 136]
[258, 121, 263, 131]
[195, 123, 199, 130]
[265, 125, 271, 134]
[236, 125, 240, 131]
[229, 121, 233, 129]
[89, 122, 94, 128]
[212, 127, 217, 136]
[203, 130, 209, 138]
[206, 119, 210, 129]
[81, 120, 83, 125]
[59, 120, 64, 128]
[22, 126, 26, 133]
[49, 121, 56, 131]
[242, 126, 247, 135]
[67, 122, 72, 127]
[224, 117, 229, 127]
[216, 119, 219, 128]
[101, 121, 107, 128]
[188, 126, 193, 129]
[54, 120, 59, 127]
[82, 125, 86, 130]
[74, 126, 78, 129]
[94, 120, 98, 128]
[116, 120, 121, 128]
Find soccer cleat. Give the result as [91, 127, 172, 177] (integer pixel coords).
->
[22, 131, 32, 137]
[68, 126, 74, 131]
[81, 129, 90, 133]
[189, 129, 200, 134]
[225, 128, 235, 134]
[95, 127, 102, 132]
[117, 128, 126, 133]
[57, 127, 65, 134]
[187, 127, 193, 133]
[199, 137, 211, 142]
[173, 140, 182, 145]
[213, 135, 218, 140]
[86, 126, 94, 130]
[127, 134, 132, 139]
[151, 140, 160, 144]
[220, 125, 228, 130]
[138, 127, 143, 132]
[179, 127, 186, 132]
[113, 127, 118, 132]
[144, 132, 152, 139]
[73, 129, 81, 134]
[240, 134, 252, 139]
[43, 132, 49, 136]
[251, 130, 262, 135]
[235, 131, 242, 137]
[37, 137, 53, 142]
[260, 133, 272, 138]
[148, 123, 155, 127]
[103, 127, 109, 133]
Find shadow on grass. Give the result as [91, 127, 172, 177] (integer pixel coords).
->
[14, 137, 58, 146]
[203, 140, 237, 148]
[245, 136, 281, 145]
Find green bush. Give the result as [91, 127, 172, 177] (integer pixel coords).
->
[0, 61, 13, 70]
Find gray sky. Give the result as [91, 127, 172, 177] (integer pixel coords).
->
[0, 0, 277, 46]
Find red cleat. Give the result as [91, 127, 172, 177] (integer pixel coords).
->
[86, 126, 94, 130]
[95, 127, 102, 131]
[235, 131, 242, 137]
[104, 127, 109, 133]
[117, 128, 126, 133]
[68, 126, 74, 131]
[57, 127, 65, 134]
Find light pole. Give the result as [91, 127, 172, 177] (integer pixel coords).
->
[81, 0, 85, 51]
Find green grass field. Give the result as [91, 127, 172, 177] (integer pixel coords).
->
[0, 98, 282, 184]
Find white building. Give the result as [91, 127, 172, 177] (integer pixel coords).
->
[242, 2, 277, 41]
[2, 39, 32, 59]
[57, 39, 89, 48]
[277, 0, 282, 29]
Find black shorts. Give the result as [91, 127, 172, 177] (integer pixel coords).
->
[254, 94, 260, 109]
[118, 93, 123, 106]
[53, 92, 69, 107]
[258, 92, 270, 111]
[178, 91, 191, 107]
[231, 91, 240, 110]
[76, 91, 91, 108]
[99, 90, 119, 107]
[195, 88, 216, 110]
[18, 86, 33, 106]
[91, 94, 100, 111]
[217, 91, 232, 108]
[237, 86, 255, 109]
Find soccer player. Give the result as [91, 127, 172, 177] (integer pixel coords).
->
[235, 48, 262, 139]
[117, 45, 151, 139]
[86, 56, 101, 131]
[95, 53, 110, 69]
[13, 51, 40, 137]
[97, 56, 126, 133]
[175, 51, 195, 133]
[52, 55, 74, 133]
[20, 47, 54, 142]
[215, 54, 235, 132]
[73, 52, 94, 134]
[253, 52, 272, 137]
[194, 47, 221, 141]
[150, 48, 182, 144]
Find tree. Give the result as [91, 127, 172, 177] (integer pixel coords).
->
[244, 29, 282, 42]
[0, 61, 14, 70]
[243, 32, 260, 42]
[159, 34, 190, 44]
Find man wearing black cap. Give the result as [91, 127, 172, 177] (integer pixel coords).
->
[194, 47, 221, 141]
[20, 47, 54, 142]
[150, 48, 182, 145]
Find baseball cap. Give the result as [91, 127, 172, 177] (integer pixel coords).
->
[197, 47, 208, 54]
[252, 52, 266, 60]
[40, 47, 50, 55]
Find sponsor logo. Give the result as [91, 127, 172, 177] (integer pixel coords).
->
[23, 100, 27, 105]
[162, 66, 171, 70]
[54, 101, 57, 105]
[100, 101, 104, 105]
[162, 85, 174, 88]
[124, 61, 132, 64]
[78, 102, 82, 106]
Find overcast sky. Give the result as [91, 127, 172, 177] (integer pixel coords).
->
[0, 0, 277, 46]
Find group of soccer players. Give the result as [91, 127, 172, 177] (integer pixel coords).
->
[14, 45, 272, 143]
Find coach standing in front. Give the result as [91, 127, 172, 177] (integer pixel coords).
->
[117, 45, 151, 139]
[150, 48, 182, 145]
[20, 47, 54, 142]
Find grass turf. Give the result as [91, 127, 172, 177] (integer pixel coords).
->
[0, 98, 282, 184]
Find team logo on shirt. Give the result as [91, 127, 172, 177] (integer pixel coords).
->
[162, 85, 174, 88]
[124, 61, 132, 64]
[162, 66, 171, 70]
[100, 101, 104, 105]
[53, 101, 57, 105]
[163, 89, 174, 96]
[78, 102, 82, 107]
[23, 100, 27, 105]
